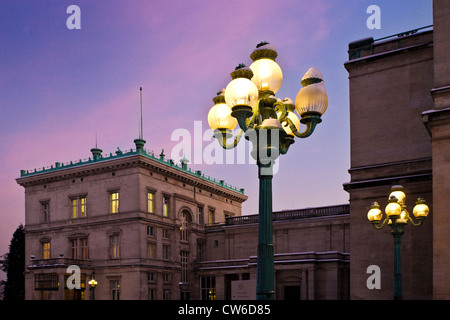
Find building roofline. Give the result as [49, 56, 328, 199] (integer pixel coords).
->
[16, 145, 247, 199]
[205, 203, 349, 230]
[345, 25, 433, 64]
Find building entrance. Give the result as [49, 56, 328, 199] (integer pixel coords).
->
[284, 285, 300, 300]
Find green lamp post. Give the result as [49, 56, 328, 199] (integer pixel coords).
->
[367, 185, 430, 300]
[207, 42, 328, 300]
[88, 277, 98, 300]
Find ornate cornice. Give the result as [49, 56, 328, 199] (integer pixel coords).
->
[16, 153, 248, 202]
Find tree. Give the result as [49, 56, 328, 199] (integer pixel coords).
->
[1, 224, 25, 300]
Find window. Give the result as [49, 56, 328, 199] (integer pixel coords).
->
[180, 211, 191, 242]
[197, 242, 204, 262]
[201, 276, 216, 300]
[147, 272, 155, 282]
[198, 206, 204, 225]
[208, 209, 215, 225]
[41, 202, 50, 223]
[70, 238, 88, 260]
[111, 280, 120, 300]
[147, 242, 156, 258]
[42, 241, 51, 259]
[147, 288, 156, 300]
[71, 196, 87, 218]
[147, 191, 154, 213]
[162, 245, 170, 260]
[162, 273, 170, 283]
[163, 195, 169, 217]
[64, 273, 86, 300]
[162, 229, 170, 239]
[163, 289, 170, 300]
[35, 273, 59, 290]
[147, 225, 155, 237]
[110, 234, 120, 259]
[180, 251, 189, 283]
[110, 192, 119, 214]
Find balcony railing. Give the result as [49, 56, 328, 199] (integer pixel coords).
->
[27, 257, 92, 269]
[206, 204, 349, 230]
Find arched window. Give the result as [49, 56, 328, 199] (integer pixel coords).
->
[180, 210, 192, 242]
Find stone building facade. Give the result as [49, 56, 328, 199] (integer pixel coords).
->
[16, 138, 349, 300]
[198, 205, 349, 300]
[344, 0, 450, 299]
[16, 139, 247, 300]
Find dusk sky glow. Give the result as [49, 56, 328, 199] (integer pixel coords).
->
[0, 1, 432, 262]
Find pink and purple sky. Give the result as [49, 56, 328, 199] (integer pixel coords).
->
[0, 1, 432, 263]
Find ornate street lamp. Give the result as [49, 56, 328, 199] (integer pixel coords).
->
[88, 277, 98, 300]
[367, 185, 430, 300]
[207, 42, 328, 300]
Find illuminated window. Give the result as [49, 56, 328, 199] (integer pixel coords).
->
[110, 192, 119, 214]
[64, 273, 86, 300]
[201, 276, 216, 300]
[147, 191, 154, 213]
[110, 235, 120, 259]
[208, 209, 215, 225]
[71, 196, 87, 218]
[42, 241, 51, 260]
[180, 212, 190, 242]
[163, 195, 169, 217]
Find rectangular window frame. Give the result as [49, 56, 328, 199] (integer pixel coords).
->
[110, 191, 119, 214]
[180, 251, 189, 283]
[147, 190, 155, 214]
[70, 237, 89, 260]
[162, 245, 170, 260]
[40, 200, 50, 223]
[110, 234, 120, 259]
[147, 242, 156, 258]
[198, 205, 204, 225]
[162, 195, 169, 217]
[147, 225, 155, 237]
[70, 195, 87, 219]
[42, 241, 51, 260]
[35, 273, 59, 291]
[111, 280, 120, 300]
[208, 209, 215, 226]
[200, 276, 216, 300]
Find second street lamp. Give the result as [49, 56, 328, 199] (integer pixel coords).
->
[367, 185, 430, 300]
[88, 278, 98, 300]
[207, 42, 328, 300]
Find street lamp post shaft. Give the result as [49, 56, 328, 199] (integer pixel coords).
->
[393, 232, 403, 300]
[256, 162, 275, 300]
